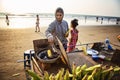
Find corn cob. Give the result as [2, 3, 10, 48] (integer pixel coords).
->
[47, 49, 52, 58]
[93, 67, 102, 80]
[72, 62, 76, 75]
[82, 74, 88, 80]
[114, 66, 120, 75]
[85, 64, 101, 72]
[87, 75, 94, 80]
[107, 70, 114, 80]
[49, 73, 55, 80]
[101, 66, 113, 80]
[26, 70, 42, 80]
[69, 73, 73, 77]
[64, 69, 70, 80]
[55, 71, 60, 80]
[75, 66, 81, 73]
[60, 68, 64, 78]
[55, 70, 62, 80]
[55, 68, 64, 80]
[80, 64, 87, 77]
[102, 65, 107, 70]
[81, 64, 87, 70]
[71, 62, 77, 80]
[82, 47, 87, 55]
[44, 71, 49, 80]
[87, 68, 97, 80]
[76, 69, 82, 79]
[75, 66, 81, 76]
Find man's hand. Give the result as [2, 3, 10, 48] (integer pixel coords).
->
[48, 34, 54, 43]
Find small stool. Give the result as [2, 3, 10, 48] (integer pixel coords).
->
[24, 49, 35, 69]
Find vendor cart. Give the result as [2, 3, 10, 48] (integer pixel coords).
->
[23, 38, 120, 80]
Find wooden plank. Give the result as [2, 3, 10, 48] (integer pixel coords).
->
[67, 52, 97, 67]
[56, 37, 72, 72]
[56, 37, 68, 63]
[33, 39, 50, 54]
[32, 57, 44, 76]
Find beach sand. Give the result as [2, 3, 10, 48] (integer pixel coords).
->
[0, 25, 120, 80]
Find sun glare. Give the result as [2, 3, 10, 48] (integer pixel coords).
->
[1, 0, 120, 17]
[1, 0, 59, 14]
[2, 0, 32, 14]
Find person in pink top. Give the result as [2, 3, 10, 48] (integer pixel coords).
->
[67, 19, 79, 52]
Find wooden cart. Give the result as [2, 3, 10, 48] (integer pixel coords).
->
[24, 38, 120, 80]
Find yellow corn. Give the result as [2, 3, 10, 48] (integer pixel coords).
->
[47, 49, 52, 58]
[82, 47, 87, 55]
[26, 70, 42, 80]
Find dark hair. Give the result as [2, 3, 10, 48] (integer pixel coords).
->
[55, 7, 64, 15]
[36, 15, 39, 17]
[71, 19, 78, 28]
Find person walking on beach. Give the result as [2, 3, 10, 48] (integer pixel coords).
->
[35, 15, 40, 32]
[5, 15, 9, 26]
[45, 7, 69, 51]
[101, 17, 103, 24]
[67, 19, 79, 52]
[96, 17, 98, 22]
[116, 18, 120, 24]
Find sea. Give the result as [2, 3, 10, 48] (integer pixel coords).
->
[0, 13, 119, 28]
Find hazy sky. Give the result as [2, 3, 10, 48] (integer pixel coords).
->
[0, 0, 120, 17]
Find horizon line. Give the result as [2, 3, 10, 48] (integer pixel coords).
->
[0, 12, 120, 18]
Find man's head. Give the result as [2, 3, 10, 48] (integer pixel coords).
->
[55, 7, 64, 22]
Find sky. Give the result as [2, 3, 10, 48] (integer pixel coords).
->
[0, 0, 120, 17]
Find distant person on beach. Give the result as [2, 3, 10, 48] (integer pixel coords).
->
[35, 15, 40, 32]
[5, 15, 9, 26]
[116, 18, 120, 24]
[108, 18, 110, 23]
[67, 19, 79, 52]
[96, 17, 98, 22]
[101, 17, 103, 24]
[45, 7, 69, 51]
[85, 16, 87, 23]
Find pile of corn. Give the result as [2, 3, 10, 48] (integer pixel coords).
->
[26, 64, 120, 80]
